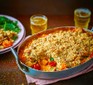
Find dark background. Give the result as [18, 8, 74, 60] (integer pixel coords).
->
[0, 0, 93, 16]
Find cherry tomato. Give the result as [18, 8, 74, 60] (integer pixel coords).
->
[89, 52, 93, 58]
[31, 63, 41, 70]
[49, 61, 57, 67]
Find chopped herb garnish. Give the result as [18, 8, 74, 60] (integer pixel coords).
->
[50, 57, 54, 61]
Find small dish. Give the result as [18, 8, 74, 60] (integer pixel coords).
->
[0, 14, 26, 54]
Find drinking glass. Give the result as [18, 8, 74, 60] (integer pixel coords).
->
[74, 8, 91, 29]
[30, 14, 47, 34]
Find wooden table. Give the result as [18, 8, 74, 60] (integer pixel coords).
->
[0, 15, 93, 85]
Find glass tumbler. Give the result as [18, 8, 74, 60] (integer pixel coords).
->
[30, 14, 48, 34]
[74, 8, 91, 29]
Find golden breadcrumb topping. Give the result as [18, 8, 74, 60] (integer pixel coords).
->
[20, 28, 93, 72]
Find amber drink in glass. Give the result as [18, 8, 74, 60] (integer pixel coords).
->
[30, 14, 47, 34]
[74, 8, 91, 29]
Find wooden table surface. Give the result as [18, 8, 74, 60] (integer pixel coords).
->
[0, 15, 93, 85]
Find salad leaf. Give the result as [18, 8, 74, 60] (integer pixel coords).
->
[4, 22, 15, 31]
[0, 16, 11, 24]
[0, 16, 21, 33]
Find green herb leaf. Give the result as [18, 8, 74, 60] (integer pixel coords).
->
[4, 22, 15, 31]
[50, 57, 54, 61]
[0, 16, 12, 25]
[12, 36, 18, 40]
[0, 16, 21, 33]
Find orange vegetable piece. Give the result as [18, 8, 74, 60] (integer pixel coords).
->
[41, 65, 51, 71]
[81, 59, 86, 64]
[41, 59, 48, 65]
[61, 63, 67, 70]
[21, 55, 27, 62]
[2, 40, 13, 48]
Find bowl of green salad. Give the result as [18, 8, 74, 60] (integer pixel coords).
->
[0, 14, 26, 54]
